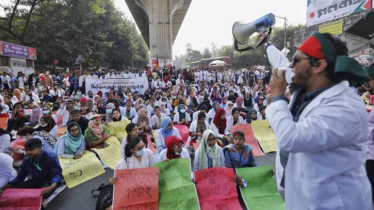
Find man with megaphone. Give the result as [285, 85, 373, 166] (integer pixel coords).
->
[263, 31, 371, 209]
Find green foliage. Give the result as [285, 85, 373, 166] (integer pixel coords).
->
[0, 0, 149, 69]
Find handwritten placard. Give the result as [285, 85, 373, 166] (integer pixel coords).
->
[0, 188, 45, 210]
[231, 124, 265, 156]
[195, 167, 241, 210]
[113, 168, 159, 210]
[236, 166, 285, 210]
[153, 158, 200, 210]
[59, 151, 105, 188]
[92, 137, 122, 169]
[252, 120, 277, 153]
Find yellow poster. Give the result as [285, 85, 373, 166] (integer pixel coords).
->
[92, 137, 122, 169]
[319, 20, 343, 35]
[108, 121, 130, 136]
[251, 120, 277, 153]
[59, 151, 105, 188]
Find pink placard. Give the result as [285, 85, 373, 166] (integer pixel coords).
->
[0, 188, 45, 210]
[173, 125, 189, 144]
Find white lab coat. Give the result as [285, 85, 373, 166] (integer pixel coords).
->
[265, 81, 371, 210]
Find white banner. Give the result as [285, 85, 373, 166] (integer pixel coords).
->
[85, 77, 149, 95]
[307, 0, 372, 27]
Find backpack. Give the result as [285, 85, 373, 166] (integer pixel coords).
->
[91, 183, 113, 210]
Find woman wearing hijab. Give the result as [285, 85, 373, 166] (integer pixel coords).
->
[173, 104, 191, 125]
[132, 108, 151, 134]
[227, 108, 245, 131]
[84, 115, 110, 149]
[210, 91, 222, 104]
[210, 108, 231, 146]
[193, 130, 225, 172]
[234, 96, 247, 115]
[246, 109, 258, 124]
[156, 117, 181, 153]
[105, 103, 116, 123]
[35, 115, 58, 139]
[207, 101, 220, 124]
[54, 122, 85, 159]
[29, 103, 42, 126]
[42, 105, 58, 123]
[158, 136, 190, 162]
[188, 112, 209, 147]
[224, 101, 234, 118]
[253, 97, 265, 113]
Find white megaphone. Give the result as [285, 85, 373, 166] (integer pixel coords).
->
[232, 13, 276, 51]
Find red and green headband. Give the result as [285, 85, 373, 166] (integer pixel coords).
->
[298, 32, 337, 63]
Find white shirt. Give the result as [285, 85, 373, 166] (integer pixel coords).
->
[18, 77, 25, 88]
[226, 115, 245, 131]
[116, 149, 154, 169]
[210, 122, 230, 139]
[150, 113, 167, 129]
[0, 153, 17, 188]
[173, 112, 191, 123]
[193, 147, 225, 172]
[0, 134, 11, 153]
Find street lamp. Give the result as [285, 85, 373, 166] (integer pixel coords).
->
[274, 15, 288, 49]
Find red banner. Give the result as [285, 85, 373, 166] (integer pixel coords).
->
[231, 124, 265, 156]
[113, 168, 159, 210]
[174, 125, 189, 144]
[0, 188, 45, 210]
[195, 167, 242, 210]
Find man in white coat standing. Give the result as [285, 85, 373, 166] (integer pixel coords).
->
[266, 31, 372, 209]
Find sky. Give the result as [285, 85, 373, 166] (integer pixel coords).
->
[1, 0, 308, 57]
[114, 0, 307, 57]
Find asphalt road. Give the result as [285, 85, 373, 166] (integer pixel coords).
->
[47, 152, 277, 210]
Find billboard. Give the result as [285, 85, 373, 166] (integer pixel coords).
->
[319, 20, 344, 35]
[0, 41, 37, 60]
[307, 0, 372, 27]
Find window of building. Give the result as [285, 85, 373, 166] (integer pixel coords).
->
[0, 56, 10, 67]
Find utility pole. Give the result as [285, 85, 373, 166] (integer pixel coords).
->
[275, 16, 288, 49]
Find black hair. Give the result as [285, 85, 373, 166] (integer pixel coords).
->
[232, 107, 239, 116]
[198, 111, 206, 120]
[126, 123, 136, 135]
[306, 33, 348, 82]
[13, 102, 23, 109]
[138, 133, 148, 148]
[154, 106, 160, 110]
[25, 138, 42, 149]
[124, 137, 142, 160]
[17, 126, 35, 136]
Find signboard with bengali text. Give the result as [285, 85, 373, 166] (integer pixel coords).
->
[0, 41, 37, 60]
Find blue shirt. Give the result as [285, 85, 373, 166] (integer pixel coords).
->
[10, 150, 63, 186]
[224, 144, 257, 168]
[71, 76, 79, 90]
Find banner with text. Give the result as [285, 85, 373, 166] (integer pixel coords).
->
[231, 124, 265, 156]
[251, 120, 277, 153]
[318, 19, 344, 35]
[113, 168, 159, 210]
[92, 137, 122, 169]
[236, 166, 285, 210]
[307, 0, 372, 26]
[59, 151, 105, 188]
[195, 167, 242, 210]
[85, 77, 149, 95]
[0, 188, 45, 210]
[152, 158, 200, 210]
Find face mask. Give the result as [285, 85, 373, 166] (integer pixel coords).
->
[33, 108, 39, 112]
[135, 149, 144, 156]
[77, 92, 81, 95]
[180, 109, 186, 113]
[106, 109, 113, 114]
[42, 110, 49, 115]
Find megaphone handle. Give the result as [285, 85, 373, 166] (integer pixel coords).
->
[234, 40, 255, 52]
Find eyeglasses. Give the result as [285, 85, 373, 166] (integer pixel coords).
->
[70, 128, 79, 132]
[291, 56, 309, 66]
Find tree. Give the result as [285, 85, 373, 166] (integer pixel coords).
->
[202, 47, 212, 58]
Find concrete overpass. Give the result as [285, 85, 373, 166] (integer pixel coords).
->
[125, 0, 192, 61]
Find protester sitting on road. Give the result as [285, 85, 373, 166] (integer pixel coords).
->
[132, 108, 151, 134]
[227, 108, 245, 131]
[224, 131, 257, 168]
[67, 109, 89, 134]
[41, 104, 58, 123]
[193, 130, 225, 172]
[112, 108, 128, 122]
[210, 108, 231, 146]
[158, 136, 189, 162]
[84, 115, 110, 149]
[173, 104, 191, 126]
[110, 137, 154, 184]
[246, 109, 258, 124]
[29, 103, 42, 126]
[7, 102, 30, 132]
[35, 115, 58, 139]
[105, 103, 116, 123]
[150, 106, 166, 129]
[54, 122, 85, 159]
[0, 138, 63, 204]
[56, 99, 75, 127]
[17, 126, 58, 153]
[80, 102, 94, 120]
[121, 123, 139, 157]
[156, 117, 181, 153]
[188, 112, 209, 148]
[0, 153, 17, 188]
[207, 101, 220, 123]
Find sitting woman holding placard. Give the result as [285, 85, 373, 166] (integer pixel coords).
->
[193, 130, 225, 172]
[54, 122, 85, 159]
[84, 115, 110, 149]
[109, 137, 154, 184]
[158, 136, 189, 162]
